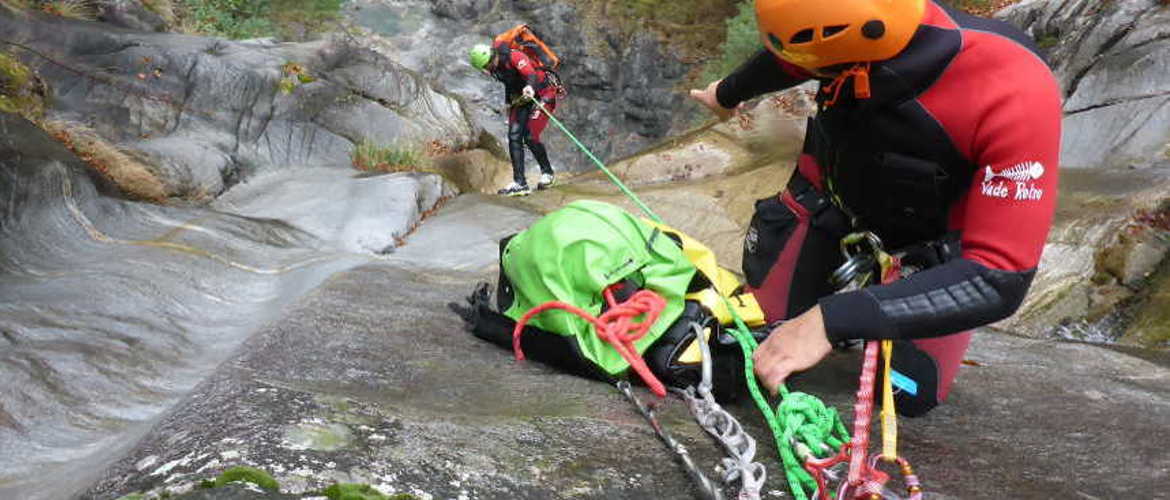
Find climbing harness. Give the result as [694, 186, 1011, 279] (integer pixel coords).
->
[519, 98, 925, 500]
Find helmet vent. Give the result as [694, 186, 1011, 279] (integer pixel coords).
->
[790, 28, 815, 44]
[823, 25, 849, 39]
[768, 33, 784, 50]
[862, 20, 886, 40]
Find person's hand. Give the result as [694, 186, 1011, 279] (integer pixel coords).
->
[522, 85, 535, 100]
[688, 79, 739, 121]
[752, 305, 833, 394]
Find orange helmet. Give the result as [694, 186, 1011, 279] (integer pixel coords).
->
[756, 0, 926, 70]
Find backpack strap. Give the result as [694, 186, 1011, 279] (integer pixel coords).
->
[464, 282, 612, 383]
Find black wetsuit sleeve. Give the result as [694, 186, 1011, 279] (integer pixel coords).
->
[819, 258, 1035, 341]
[716, 49, 812, 108]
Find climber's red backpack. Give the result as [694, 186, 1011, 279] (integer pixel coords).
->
[493, 24, 560, 71]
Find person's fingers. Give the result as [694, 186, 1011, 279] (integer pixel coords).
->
[754, 354, 794, 395]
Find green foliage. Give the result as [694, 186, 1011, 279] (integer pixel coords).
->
[0, 50, 43, 120]
[198, 466, 280, 491]
[139, 0, 178, 24]
[277, 76, 297, 94]
[278, 61, 315, 93]
[620, 0, 729, 25]
[1036, 34, 1059, 49]
[698, 0, 760, 85]
[182, 0, 272, 39]
[321, 483, 418, 500]
[352, 140, 423, 173]
[178, 0, 342, 40]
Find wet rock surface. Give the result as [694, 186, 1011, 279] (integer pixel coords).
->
[347, 0, 693, 174]
[0, 9, 481, 200]
[83, 225, 1170, 499]
[1002, 166, 1170, 338]
[212, 168, 457, 255]
[1, 2, 1169, 499]
[0, 112, 448, 500]
[1001, 0, 1170, 169]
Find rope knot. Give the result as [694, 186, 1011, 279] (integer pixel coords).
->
[512, 284, 668, 397]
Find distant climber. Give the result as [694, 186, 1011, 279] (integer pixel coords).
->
[690, 0, 1063, 416]
[469, 25, 566, 197]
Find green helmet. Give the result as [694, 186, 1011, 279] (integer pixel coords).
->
[469, 44, 492, 70]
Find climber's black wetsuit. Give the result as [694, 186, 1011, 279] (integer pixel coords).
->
[718, 1, 1062, 415]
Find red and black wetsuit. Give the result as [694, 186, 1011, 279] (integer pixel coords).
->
[490, 44, 559, 185]
[719, 2, 1062, 415]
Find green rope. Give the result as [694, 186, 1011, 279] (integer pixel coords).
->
[537, 98, 848, 499]
[722, 317, 847, 500]
[532, 100, 661, 222]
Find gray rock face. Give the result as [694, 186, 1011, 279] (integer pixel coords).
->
[0, 9, 481, 199]
[1000, 0, 1170, 168]
[349, 0, 691, 174]
[81, 240, 1170, 499]
[212, 168, 457, 255]
[0, 111, 451, 500]
[97, 0, 169, 32]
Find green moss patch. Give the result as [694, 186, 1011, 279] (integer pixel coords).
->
[322, 484, 417, 500]
[198, 466, 280, 491]
[178, 0, 343, 41]
[0, 50, 44, 120]
[352, 140, 424, 173]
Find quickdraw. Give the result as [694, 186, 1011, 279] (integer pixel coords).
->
[673, 322, 766, 500]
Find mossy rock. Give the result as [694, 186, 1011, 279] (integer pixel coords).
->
[0, 50, 44, 120]
[321, 483, 417, 500]
[1121, 260, 1170, 348]
[198, 466, 280, 491]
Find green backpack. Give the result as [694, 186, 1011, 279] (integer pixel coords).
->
[498, 200, 696, 375]
[461, 199, 763, 400]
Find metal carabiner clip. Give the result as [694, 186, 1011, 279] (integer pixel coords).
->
[830, 232, 884, 291]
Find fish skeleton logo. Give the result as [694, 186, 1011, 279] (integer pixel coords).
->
[984, 161, 1044, 184]
[980, 161, 1045, 201]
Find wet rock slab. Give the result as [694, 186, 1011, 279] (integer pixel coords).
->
[85, 199, 1170, 500]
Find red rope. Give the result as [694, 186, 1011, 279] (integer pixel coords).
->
[512, 285, 669, 397]
[846, 341, 883, 492]
[804, 255, 926, 500]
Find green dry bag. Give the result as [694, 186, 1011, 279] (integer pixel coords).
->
[499, 200, 697, 376]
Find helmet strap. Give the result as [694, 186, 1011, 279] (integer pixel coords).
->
[821, 63, 872, 107]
